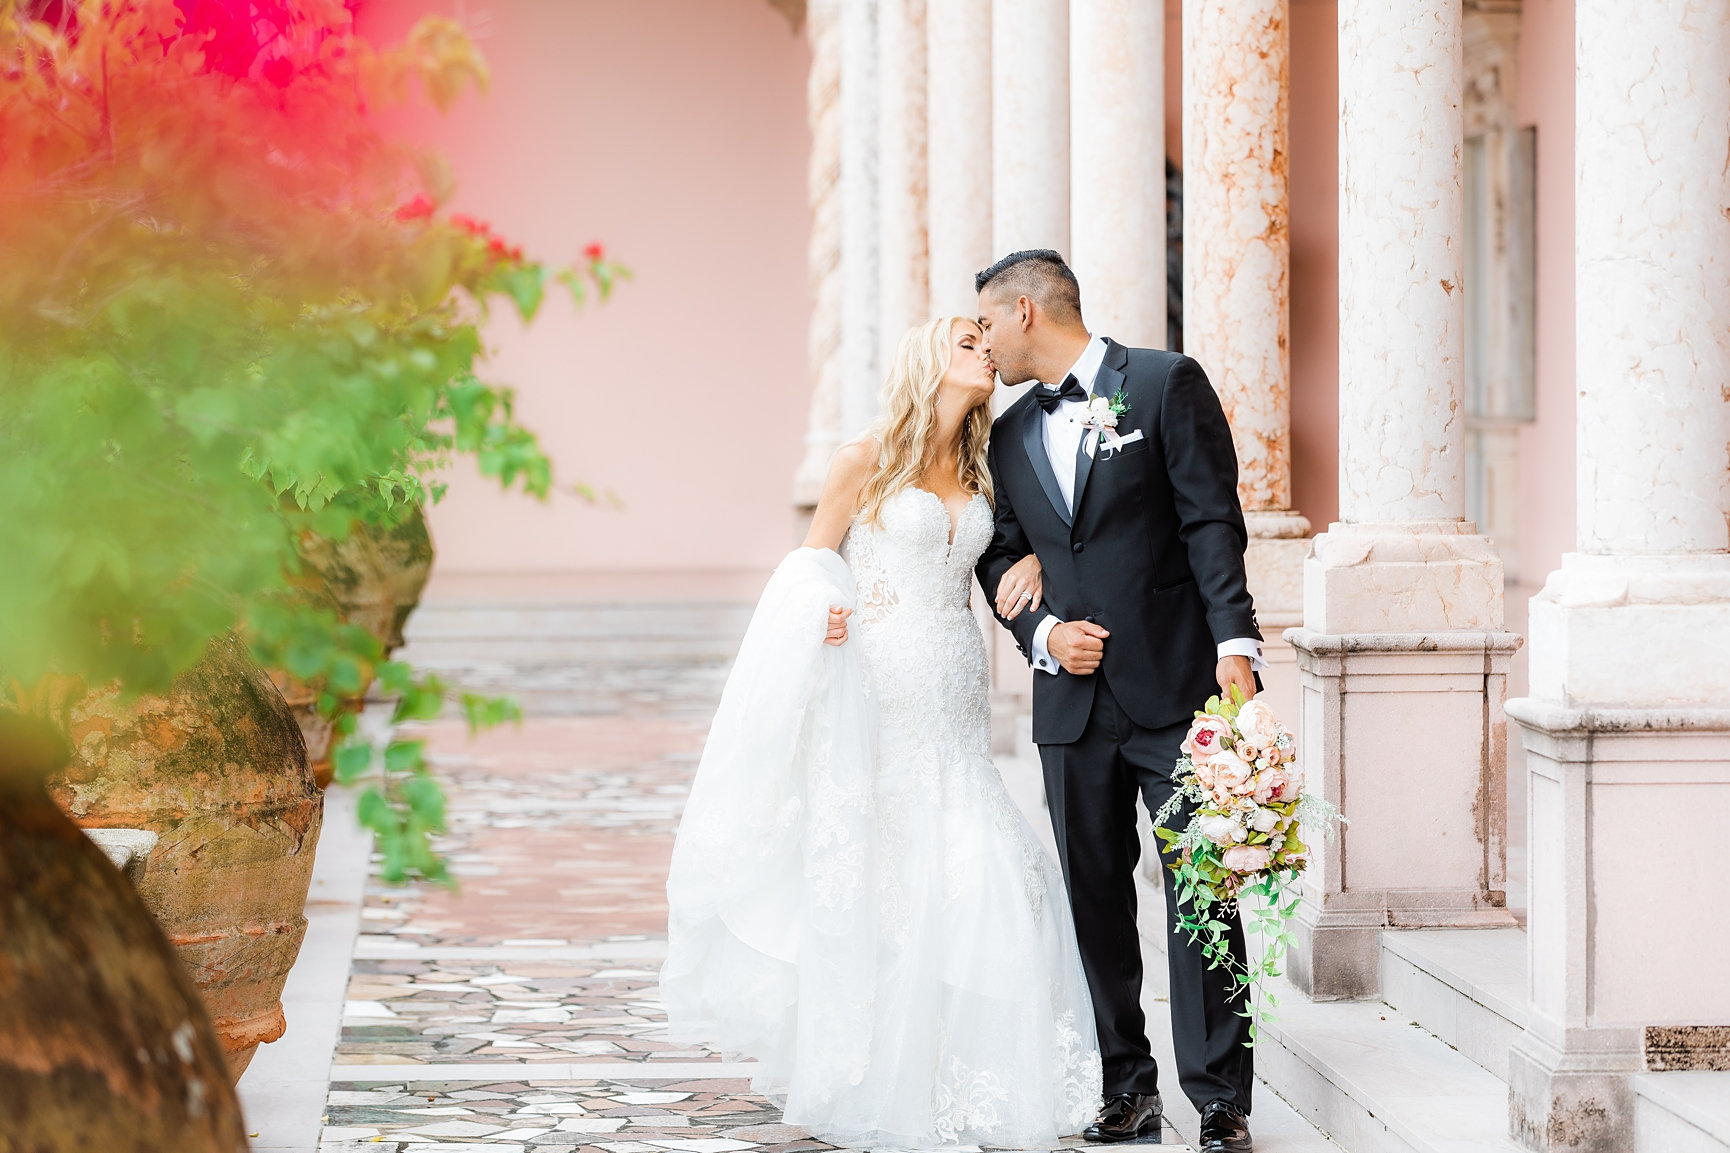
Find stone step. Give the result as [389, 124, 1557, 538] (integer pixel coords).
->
[1634, 1072, 1730, 1152]
[1255, 978, 1523, 1153]
[1378, 928, 1527, 1081]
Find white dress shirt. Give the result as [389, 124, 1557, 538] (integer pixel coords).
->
[1025, 335, 1265, 676]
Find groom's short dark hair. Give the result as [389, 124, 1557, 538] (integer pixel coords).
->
[974, 249, 1083, 323]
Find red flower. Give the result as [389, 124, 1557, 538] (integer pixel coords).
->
[450, 214, 490, 236]
[260, 56, 293, 88]
[583, 242, 605, 261]
[393, 195, 436, 222]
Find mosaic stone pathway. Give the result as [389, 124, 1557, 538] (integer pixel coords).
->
[315, 632, 1191, 1151]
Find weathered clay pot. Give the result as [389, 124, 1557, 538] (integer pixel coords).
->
[279, 505, 436, 785]
[0, 714, 249, 1151]
[48, 635, 322, 1080]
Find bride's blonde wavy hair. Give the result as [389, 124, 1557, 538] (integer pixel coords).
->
[856, 316, 994, 528]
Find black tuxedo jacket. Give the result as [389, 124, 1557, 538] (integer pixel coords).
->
[977, 340, 1260, 745]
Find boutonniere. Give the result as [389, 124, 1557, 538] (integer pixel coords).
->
[1078, 388, 1143, 456]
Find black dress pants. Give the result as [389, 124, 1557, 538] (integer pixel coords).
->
[1038, 675, 1254, 1113]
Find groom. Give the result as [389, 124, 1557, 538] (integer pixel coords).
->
[975, 250, 1259, 1153]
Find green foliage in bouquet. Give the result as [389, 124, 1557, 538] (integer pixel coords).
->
[0, 0, 625, 882]
[1154, 686, 1343, 1042]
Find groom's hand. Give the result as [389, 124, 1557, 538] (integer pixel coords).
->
[1217, 654, 1256, 701]
[1048, 620, 1109, 675]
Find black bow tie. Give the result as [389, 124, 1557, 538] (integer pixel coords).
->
[1035, 376, 1089, 414]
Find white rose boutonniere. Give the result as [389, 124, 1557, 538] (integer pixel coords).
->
[1078, 387, 1142, 456]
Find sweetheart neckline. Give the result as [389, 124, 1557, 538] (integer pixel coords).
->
[907, 486, 986, 548]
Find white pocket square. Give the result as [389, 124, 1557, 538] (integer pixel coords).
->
[1101, 429, 1144, 456]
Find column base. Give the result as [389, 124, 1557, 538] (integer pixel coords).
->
[1289, 887, 1519, 1001]
[1305, 520, 1505, 633]
[1508, 1024, 1640, 1153]
[1285, 627, 1522, 999]
[1245, 510, 1311, 733]
[1506, 696, 1730, 1150]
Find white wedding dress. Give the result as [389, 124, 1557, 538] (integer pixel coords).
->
[663, 487, 1102, 1149]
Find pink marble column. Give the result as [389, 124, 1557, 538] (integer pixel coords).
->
[877, 0, 930, 368]
[991, 0, 1068, 255]
[926, 0, 993, 318]
[794, 0, 844, 506]
[1069, 0, 1164, 348]
[1506, 2, 1730, 1148]
[1181, 0, 1307, 730]
[1286, 0, 1518, 1001]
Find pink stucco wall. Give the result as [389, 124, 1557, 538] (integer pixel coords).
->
[360, 1, 812, 598]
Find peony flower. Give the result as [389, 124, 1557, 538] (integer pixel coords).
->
[1183, 716, 1233, 764]
[1273, 764, 1304, 802]
[1210, 750, 1253, 796]
[1250, 806, 1282, 834]
[1236, 700, 1287, 752]
[1222, 844, 1273, 873]
[1252, 769, 1283, 804]
[1197, 812, 1242, 846]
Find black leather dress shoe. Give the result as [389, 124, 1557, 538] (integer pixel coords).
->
[1198, 1098, 1253, 1152]
[1083, 1092, 1163, 1142]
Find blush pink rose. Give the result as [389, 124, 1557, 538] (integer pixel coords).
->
[1236, 700, 1287, 752]
[1183, 715, 1233, 764]
[1209, 750, 1253, 796]
[1221, 844, 1273, 873]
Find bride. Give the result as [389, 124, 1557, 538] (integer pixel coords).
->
[662, 316, 1102, 1149]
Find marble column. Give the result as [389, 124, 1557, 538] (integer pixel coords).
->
[1285, 0, 1518, 1000]
[1182, 0, 1306, 730]
[1070, 0, 1164, 348]
[1505, 2, 1730, 1148]
[839, 0, 882, 439]
[795, 0, 845, 507]
[926, 0, 993, 318]
[877, 0, 930, 368]
[991, 0, 1068, 256]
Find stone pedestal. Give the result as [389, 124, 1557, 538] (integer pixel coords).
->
[1505, 695, 1730, 1153]
[1506, 561, 1730, 1151]
[1285, 626, 1521, 999]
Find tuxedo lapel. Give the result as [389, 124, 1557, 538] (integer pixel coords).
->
[1020, 397, 1073, 527]
[1070, 340, 1128, 520]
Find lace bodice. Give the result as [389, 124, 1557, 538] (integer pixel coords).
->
[846, 487, 992, 624]
[844, 487, 995, 762]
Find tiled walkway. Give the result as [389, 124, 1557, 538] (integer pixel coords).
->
[249, 603, 1340, 1153]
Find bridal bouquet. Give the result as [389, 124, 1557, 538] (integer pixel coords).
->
[1153, 688, 1343, 1039]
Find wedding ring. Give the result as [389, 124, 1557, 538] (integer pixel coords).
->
[1018, 591, 1032, 602]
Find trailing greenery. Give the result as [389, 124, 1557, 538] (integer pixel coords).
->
[0, 0, 623, 882]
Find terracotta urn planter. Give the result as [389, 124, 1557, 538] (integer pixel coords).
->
[0, 714, 249, 1151]
[279, 504, 436, 785]
[47, 635, 323, 1080]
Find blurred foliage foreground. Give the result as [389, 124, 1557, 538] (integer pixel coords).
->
[0, 0, 622, 882]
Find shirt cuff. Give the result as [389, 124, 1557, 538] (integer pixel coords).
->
[1031, 615, 1061, 675]
[1218, 637, 1268, 673]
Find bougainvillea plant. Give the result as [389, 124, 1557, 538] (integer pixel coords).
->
[0, 0, 624, 882]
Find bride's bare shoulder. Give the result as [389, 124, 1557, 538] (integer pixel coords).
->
[830, 435, 880, 479]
